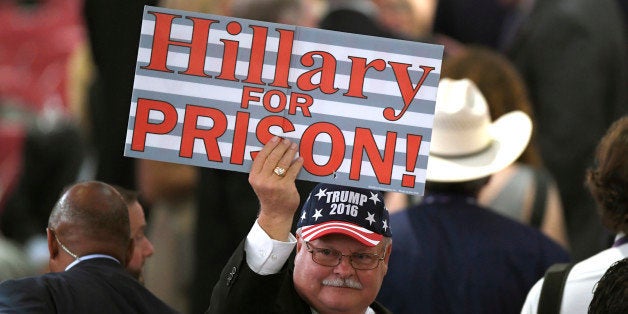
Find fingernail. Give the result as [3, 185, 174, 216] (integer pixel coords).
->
[270, 136, 279, 143]
[291, 142, 297, 150]
[283, 138, 291, 145]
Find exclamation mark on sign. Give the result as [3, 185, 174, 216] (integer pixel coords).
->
[402, 134, 422, 188]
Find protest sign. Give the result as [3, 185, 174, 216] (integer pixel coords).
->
[125, 5, 443, 195]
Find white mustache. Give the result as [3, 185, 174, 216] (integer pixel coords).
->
[322, 278, 363, 289]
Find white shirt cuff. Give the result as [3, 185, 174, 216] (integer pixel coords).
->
[245, 220, 297, 275]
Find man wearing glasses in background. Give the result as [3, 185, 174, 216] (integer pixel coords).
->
[207, 136, 393, 314]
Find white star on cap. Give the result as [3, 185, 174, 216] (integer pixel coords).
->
[312, 209, 323, 221]
[314, 188, 327, 200]
[300, 211, 306, 221]
[382, 219, 389, 232]
[365, 212, 376, 225]
[369, 192, 381, 205]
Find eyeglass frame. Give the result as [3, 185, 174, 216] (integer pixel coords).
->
[304, 241, 387, 270]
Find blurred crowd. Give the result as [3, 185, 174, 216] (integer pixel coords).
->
[0, 0, 625, 313]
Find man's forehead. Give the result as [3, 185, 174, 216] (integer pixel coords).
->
[127, 202, 146, 225]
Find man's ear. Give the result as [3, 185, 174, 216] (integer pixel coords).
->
[124, 238, 135, 267]
[381, 241, 393, 275]
[47, 228, 58, 258]
[295, 234, 302, 252]
[384, 242, 393, 263]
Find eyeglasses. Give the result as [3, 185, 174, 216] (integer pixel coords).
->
[304, 241, 385, 270]
[48, 228, 80, 260]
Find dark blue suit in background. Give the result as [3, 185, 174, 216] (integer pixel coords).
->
[0, 258, 177, 314]
[377, 193, 570, 314]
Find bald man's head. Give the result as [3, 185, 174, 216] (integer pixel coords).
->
[47, 181, 132, 269]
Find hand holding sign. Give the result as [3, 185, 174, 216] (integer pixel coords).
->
[249, 136, 303, 241]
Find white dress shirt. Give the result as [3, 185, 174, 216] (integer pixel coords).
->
[521, 233, 628, 313]
[65, 254, 120, 271]
[244, 220, 297, 275]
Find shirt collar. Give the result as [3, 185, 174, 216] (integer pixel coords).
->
[613, 233, 627, 248]
[311, 306, 375, 314]
[65, 254, 121, 271]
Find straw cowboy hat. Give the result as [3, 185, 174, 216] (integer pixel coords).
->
[426, 78, 532, 182]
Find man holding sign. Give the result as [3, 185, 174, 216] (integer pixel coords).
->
[207, 136, 393, 314]
[125, 6, 439, 313]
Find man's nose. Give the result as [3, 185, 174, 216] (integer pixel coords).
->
[143, 238, 155, 257]
[333, 255, 355, 276]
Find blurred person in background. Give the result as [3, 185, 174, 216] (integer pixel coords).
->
[0, 181, 176, 313]
[138, 159, 197, 312]
[83, 0, 158, 191]
[81, 1, 199, 312]
[378, 78, 570, 314]
[385, 45, 569, 249]
[0, 0, 88, 273]
[112, 185, 154, 285]
[432, 0, 627, 261]
[521, 116, 628, 314]
[0, 234, 36, 282]
[318, 0, 395, 38]
[372, 0, 436, 41]
[442, 45, 568, 249]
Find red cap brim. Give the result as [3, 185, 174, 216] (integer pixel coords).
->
[301, 221, 383, 247]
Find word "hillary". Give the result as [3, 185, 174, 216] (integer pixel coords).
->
[141, 11, 435, 121]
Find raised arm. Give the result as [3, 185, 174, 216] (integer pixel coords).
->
[248, 136, 303, 241]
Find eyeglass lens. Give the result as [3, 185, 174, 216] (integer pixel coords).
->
[305, 242, 382, 270]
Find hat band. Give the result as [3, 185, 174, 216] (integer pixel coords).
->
[301, 221, 383, 247]
[430, 139, 494, 158]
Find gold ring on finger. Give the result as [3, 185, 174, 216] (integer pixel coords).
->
[273, 166, 287, 177]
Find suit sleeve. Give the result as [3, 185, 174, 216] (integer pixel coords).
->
[206, 239, 292, 314]
[0, 279, 55, 313]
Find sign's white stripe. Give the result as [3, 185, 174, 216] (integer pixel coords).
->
[132, 76, 435, 127]
[137, 48, 438, 101]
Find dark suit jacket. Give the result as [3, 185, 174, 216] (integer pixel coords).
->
[207, 240, 391, 314]
[378, 193, 571, 314]
[0, 258, 177, 314]
[506, 0, 627, 260]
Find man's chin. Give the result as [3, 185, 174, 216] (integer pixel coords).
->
[128, 268, 143, 284]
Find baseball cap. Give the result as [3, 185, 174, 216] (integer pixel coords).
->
[296, 183, 391, 247]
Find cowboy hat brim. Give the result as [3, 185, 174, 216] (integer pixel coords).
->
[426, 111, 532, 182]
